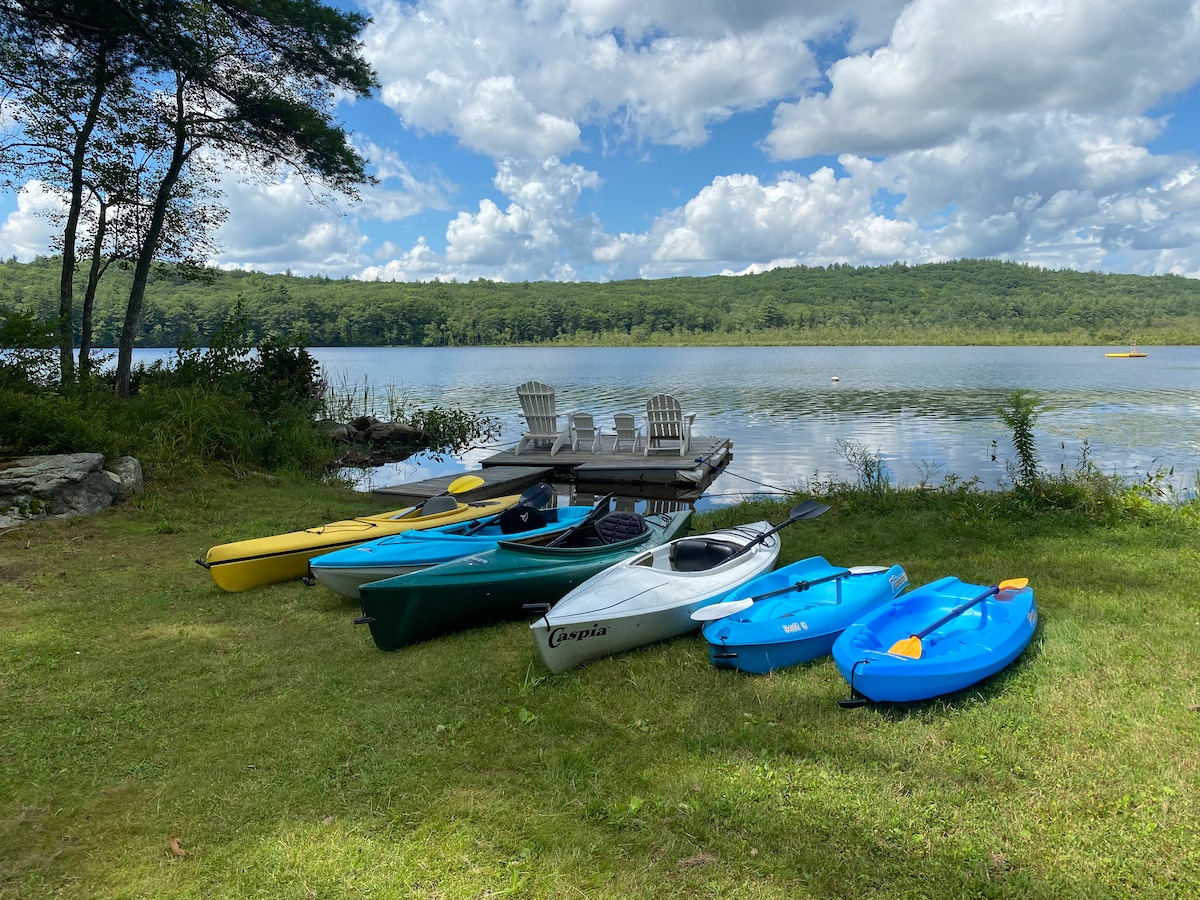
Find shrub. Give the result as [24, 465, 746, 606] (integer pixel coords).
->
[391, 402, 501, 461]
[0, 386, 127, 458]
[998, 389, 1041, 489]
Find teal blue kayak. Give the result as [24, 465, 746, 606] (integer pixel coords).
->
[701, 556, 909, 674]
[833, 576, 1038, 703]
[357, 508, 694, 651]
[308, 504, 593, 599]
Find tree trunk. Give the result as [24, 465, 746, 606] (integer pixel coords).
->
[115, 75, 189, 399]
[78, 197, 109, 380]
[58, 46, 110, 385]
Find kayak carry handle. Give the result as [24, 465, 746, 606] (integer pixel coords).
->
[522, 602, 552, 615]
[838, 659, 871, 708]
[353, 615, 375, 625]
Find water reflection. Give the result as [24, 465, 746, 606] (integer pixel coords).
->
[316, 345, 1200, 511]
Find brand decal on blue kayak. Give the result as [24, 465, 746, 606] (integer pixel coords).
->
[548, 625, 608, 647]
[782, 621, 809, 634]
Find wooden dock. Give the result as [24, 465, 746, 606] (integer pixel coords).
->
[481, 435, 732, 486]
[368, 436, 732, 509]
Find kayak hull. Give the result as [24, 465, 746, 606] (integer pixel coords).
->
[358, 510, 694, 650]
[308, 505, 593, 599]
[198, 495, 521, 592]
[702, 557, 909, 674]
[532, 521, 781, 674]
[832, 576, 1038, 702]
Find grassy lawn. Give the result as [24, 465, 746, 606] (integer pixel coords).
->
[2, 473, 1198, 898]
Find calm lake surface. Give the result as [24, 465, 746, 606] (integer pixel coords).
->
[289, 345, 1200, 509]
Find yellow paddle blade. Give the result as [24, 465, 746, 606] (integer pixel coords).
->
[889, 635, 923, 659]
[448, 474, 486, 493]
[998, 577, 1029, 591]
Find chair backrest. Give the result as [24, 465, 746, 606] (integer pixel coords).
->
[646, 393, 684, 439]
[516, 381, 560, 433]
[614, 413, 637, 439]
[571, 412, 596, 439]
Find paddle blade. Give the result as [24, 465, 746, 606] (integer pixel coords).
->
[847, 565, 890, 575]
[447, 474, 486, 493]
[790, 500, 830, 521]
[690, 598, 755, 621]
[889, 635, 923, 659]
[998, 577, 1029, 592]
[520, 481, 554, 508]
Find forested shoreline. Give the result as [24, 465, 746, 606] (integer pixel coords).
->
[3, 255, 1200, 347]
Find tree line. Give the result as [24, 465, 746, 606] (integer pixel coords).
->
[3, 256, 1200, 348]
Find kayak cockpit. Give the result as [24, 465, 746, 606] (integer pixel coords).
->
[669, 537, 740, 571]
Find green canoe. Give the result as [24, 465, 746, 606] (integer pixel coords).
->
[356, 508, 694, 651]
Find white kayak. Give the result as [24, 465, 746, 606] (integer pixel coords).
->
[531, 519, 784, 673]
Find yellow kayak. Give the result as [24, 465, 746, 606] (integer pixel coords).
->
[198, 492, 520, 592]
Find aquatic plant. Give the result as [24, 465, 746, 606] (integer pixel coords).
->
[998, 389, 1041, 489]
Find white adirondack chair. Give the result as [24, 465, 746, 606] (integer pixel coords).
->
[612, 413, 642, 453]
[644, 393, 695, 456]
[569, 412, 601, 452]
[514, 381, 571, 455]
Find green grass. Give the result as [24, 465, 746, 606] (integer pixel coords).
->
[2, 475, 1199, 898]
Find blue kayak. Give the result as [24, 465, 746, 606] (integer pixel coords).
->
[308, 504, 593, 599]
[832, 576, 1038, 703]
[700, 556, 909, 674]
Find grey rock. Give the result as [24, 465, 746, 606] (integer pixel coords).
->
[106, 456, 145, 499]
[363, 420, 422, 444]
[0, 453, 143, 529]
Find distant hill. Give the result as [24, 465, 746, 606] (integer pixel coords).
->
[2, 256, 1198, 347]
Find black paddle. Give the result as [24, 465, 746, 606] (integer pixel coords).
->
[691, 563, 888, 621]
[464, 481, 554, 534]
[721, 499, 830, 564]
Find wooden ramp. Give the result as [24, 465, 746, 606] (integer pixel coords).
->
[370, 465, 553, 506]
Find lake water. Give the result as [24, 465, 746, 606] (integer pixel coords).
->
[289, 345, 1200, 509]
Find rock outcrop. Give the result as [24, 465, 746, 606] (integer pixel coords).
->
[318, 415, 425, 466]
[0, 453, 144, 530]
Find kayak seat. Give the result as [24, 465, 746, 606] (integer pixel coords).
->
[420, 495, 460, 516]
[593, 512, 647, 545]
[498, 504, 548, 534]
[671, 538, 738, 572]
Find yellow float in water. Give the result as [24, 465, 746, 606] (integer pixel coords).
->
[1105, 341, 1148, 358]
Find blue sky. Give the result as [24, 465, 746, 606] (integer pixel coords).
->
[3, 0, 1200, 282]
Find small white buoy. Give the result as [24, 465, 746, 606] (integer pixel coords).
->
[831, 376, 840, 382]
